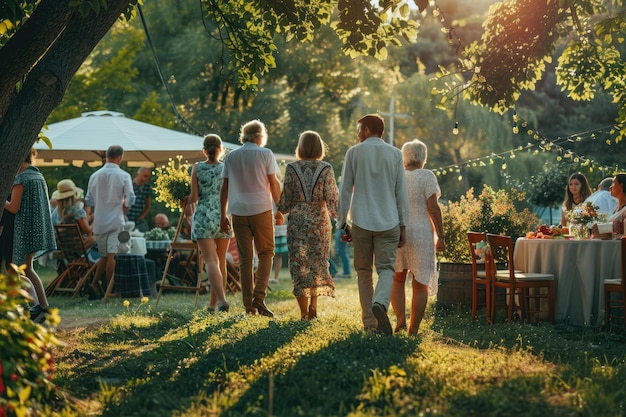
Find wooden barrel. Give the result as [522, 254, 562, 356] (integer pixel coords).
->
[436, 262, 474, 311]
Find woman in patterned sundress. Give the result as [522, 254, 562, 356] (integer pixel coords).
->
[4, 148, 56, 322]
[391, 139, 445, 335]
[189, 134, 232, 312]
[277, 131, 338, 320]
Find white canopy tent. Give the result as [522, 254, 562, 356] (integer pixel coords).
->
[34, 110, 241, 167]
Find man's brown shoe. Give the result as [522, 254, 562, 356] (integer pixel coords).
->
[252, 298, 274, 317]
[372, 302, 392, 336]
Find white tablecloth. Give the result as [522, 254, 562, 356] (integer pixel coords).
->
[514, 238, 621, 325]
[130, 237, 147, 256]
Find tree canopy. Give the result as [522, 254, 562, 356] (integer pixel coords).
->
[0, 0, 624, 216]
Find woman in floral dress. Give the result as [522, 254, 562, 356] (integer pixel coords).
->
[189, 134, 232, 312]
[278, 131, 338, 320]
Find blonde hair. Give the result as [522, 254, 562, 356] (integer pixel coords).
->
[58, 195, 77, 217]
[239, 120, 268, 147]
[296, 131, 326, 160]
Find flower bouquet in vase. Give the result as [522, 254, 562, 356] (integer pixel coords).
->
[567, 201, 599, 240]
[154, 155, 192, 212]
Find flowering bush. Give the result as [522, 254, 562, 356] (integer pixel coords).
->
[439, 185, 539, 263]
[1, 265, 61, 417]
[567, 201, 599, 225]
[154, 155, 191, 212]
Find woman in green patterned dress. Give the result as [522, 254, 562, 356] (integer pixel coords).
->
[189, 134, 232, 312]
[4, 148, 56, 322]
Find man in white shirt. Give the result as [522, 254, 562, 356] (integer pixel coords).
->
[85, 145, 136, 295]
[338, 114, 408, 335]
[585, 177, 618, 216]
[220, 120, 282, 317]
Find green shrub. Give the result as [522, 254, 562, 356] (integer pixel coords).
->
[1, 265, 61, 417]
[439, 185, 538, 263]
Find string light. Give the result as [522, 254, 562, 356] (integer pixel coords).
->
[429, 1, 624, 178]
[432, 118, 623, 177]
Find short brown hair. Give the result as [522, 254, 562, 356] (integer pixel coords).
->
[296, 131, 326, 160]
[203, 134, 223, 161]
[24, 147, 37, 163]
[357, 114, 384, 136]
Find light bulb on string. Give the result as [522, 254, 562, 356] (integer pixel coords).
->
[452, 121, 459, 135]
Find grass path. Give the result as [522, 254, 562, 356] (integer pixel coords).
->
[37, 266, 626, 417]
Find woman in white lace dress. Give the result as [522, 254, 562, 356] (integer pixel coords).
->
[391, 139, 445, 334]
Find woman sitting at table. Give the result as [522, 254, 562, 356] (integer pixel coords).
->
[51, 179, 95, 248]
[560, 172, 593, 227]
[592, 173, 626, 238]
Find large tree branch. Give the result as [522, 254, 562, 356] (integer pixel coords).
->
[0, 0, 132, 218]
[0, 0, 76, 122]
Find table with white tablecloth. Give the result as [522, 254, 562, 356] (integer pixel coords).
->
[514, 238, 621, 325]
[130, 237, 147, 256]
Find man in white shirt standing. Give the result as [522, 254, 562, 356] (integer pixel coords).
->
[85, 145, 136, 295]
[338, 114, 408, 335]
[220, 120, 282, 317]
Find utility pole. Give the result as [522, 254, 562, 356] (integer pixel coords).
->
[378, 95, 412, 146]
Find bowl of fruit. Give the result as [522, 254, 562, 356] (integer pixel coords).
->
[525, 224, 570, 239]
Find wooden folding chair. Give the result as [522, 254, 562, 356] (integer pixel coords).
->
[45, 224, 97, 298]
[226, 259, 241, 293]
[155, 202, 205, 309]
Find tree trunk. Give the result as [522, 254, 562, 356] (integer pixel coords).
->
[0, 0, 132, 217]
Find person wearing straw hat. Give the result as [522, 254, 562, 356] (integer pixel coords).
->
[51, 179, 95, 248]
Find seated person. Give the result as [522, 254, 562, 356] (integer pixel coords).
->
[155, 213, 170, 230]
[51, 179, 95, 249]
[561, 172, 593, 226]
[584, 177, 618, 216]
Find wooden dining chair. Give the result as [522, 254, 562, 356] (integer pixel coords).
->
[603, 236, 626, 328]
[467, 232, 490, 321]
[486, 233, 555, 324]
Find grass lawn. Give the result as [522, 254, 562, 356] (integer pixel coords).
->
[37, 264, 626, 417]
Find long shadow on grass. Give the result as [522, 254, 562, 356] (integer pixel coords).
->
[226, 329, 422, 416]
[430, 309, 626, 363]
[91, 315, 312, 417]
[56, 310, 196, 394]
